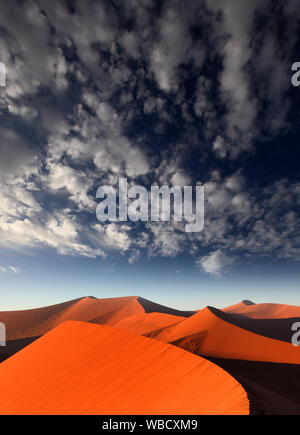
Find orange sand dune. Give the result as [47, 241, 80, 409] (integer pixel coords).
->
[147, 307, 300, 364]
[0, 321, 249, 415]
[223, 301, 300, 319]
[0, 296, 144, 341]
[0, 296, 193, 343]
[114, 312, 185, 336]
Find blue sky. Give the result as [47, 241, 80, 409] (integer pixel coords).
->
[1, 246, 300, 311]
[0, 0, 299, 311]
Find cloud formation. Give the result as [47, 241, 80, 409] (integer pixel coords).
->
[197, 250, 233, 276]
[0, 265, 20, 274]
[0, 0, 299, 276]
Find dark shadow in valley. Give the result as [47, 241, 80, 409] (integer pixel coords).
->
[0, 336, 40, 363]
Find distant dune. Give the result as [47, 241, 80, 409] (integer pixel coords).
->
[0, 296, 193, 342]
[223, 300, 300, 319]
[0, 296, 195, 362]
[0, 321, 249, 415]
[0, 296, 144, 341]
[212, 306, 300, 344]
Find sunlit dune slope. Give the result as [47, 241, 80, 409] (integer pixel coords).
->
[147, 307, 300, 364]
[114, 312, 185, 335]
[223, 301, 300, 319]
[0, 321, 249, 415]
[0, 296, 144, 341]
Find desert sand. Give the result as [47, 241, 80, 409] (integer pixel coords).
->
[0, 296, 299, 415]
[0, 321, 249, 415]
[0, 296, 144, 341]
[0, 295, 192, 343]
[114, 312, 185, 335]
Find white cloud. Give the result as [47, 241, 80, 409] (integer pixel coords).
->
[150, 5, 200, 92]
[0, 210, 104, 259]
[0, 175, 105, 259]
[225, 173, 245, 192]
[218, 0, 259, 153]
[46, 102, 150, 180]
[128, 250, 141, 264]
[93, 223, 132, 253]
[0, 127, 36, 177]
[0, 0, 298, 272]
[149, 223, 186, 258]
[121, 31, 140, 59]
[171, 171, 191, 187]
[213, 136, 227, 159]
[197, 250, 233, 276]
[0, 265, 21, 274]
[46, 162, 95, 210]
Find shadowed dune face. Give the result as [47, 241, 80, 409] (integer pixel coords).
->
[0, 337, 38, 363]
[0, 321, 249, 415]
[137, 297, 196, 318]
[207, 357, 300, 415]
[223, 301, 300, 319]
[146, 307, 300, 364]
